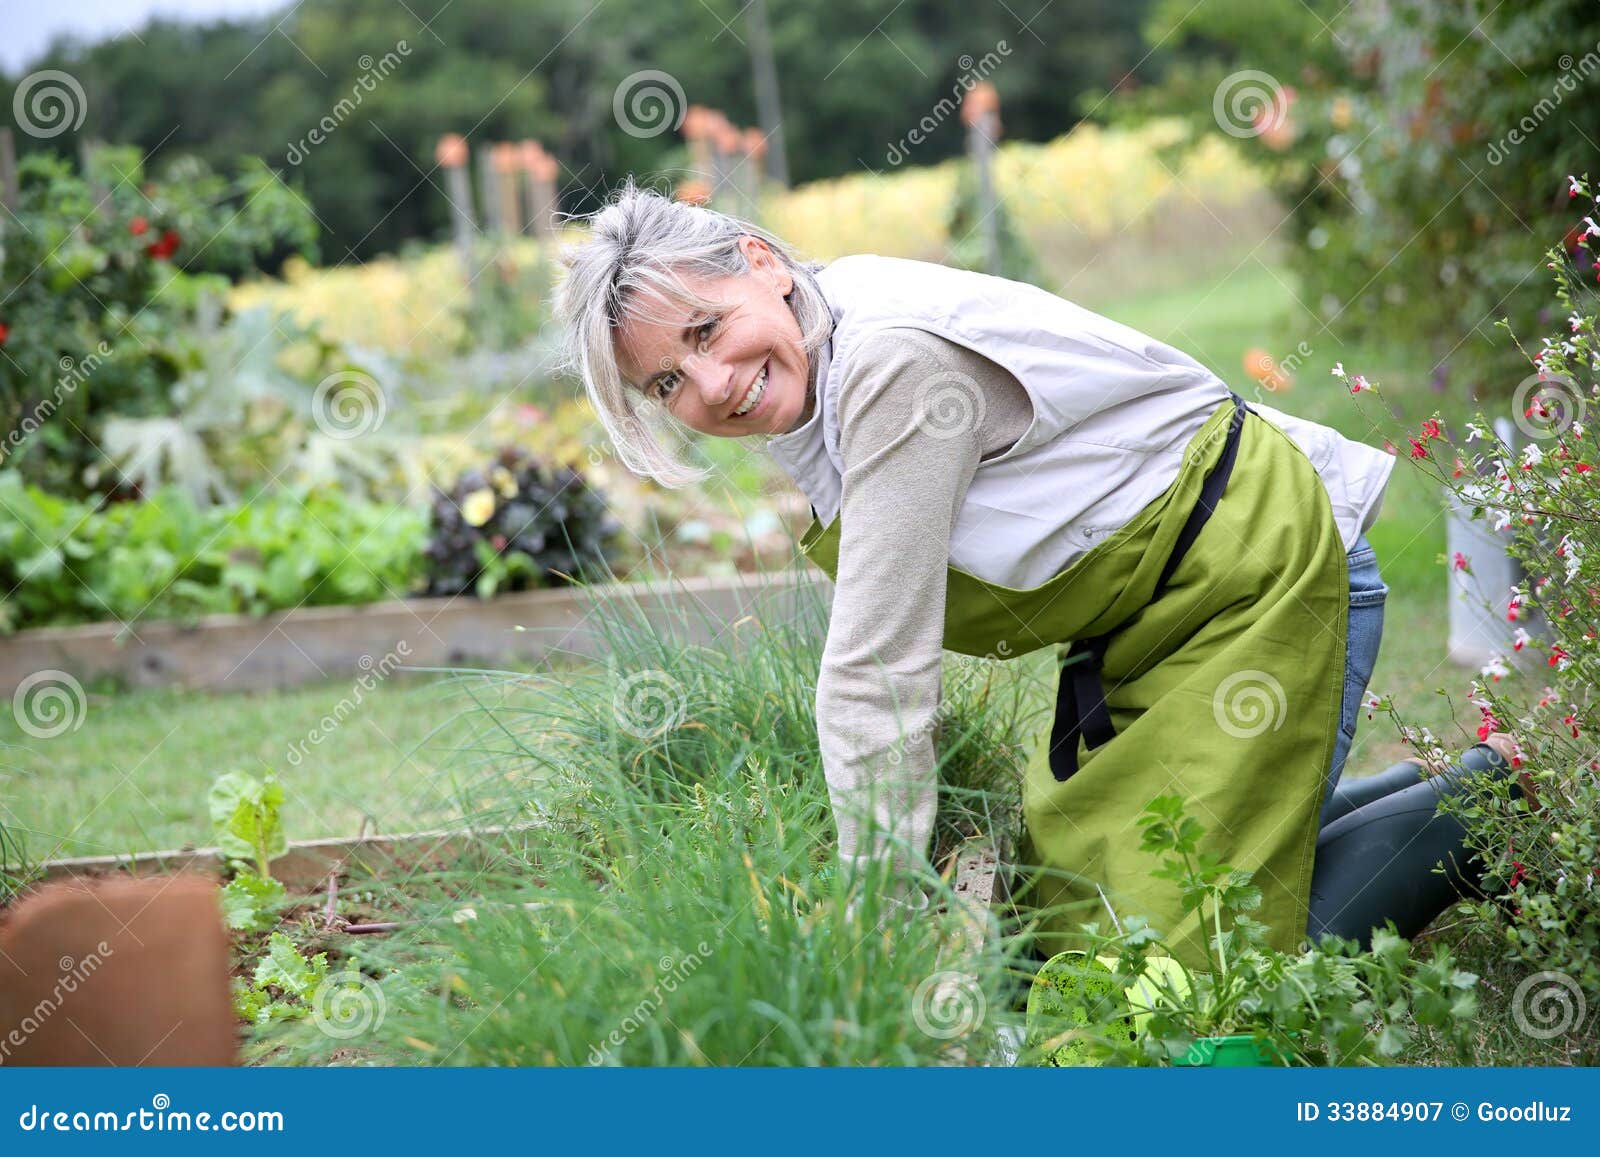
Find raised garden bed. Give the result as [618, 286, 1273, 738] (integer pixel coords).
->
[0, 570, 830, 695]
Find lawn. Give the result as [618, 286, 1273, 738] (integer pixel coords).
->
[0, 668, 554, 862]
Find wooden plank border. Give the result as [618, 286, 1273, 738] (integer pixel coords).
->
[31, 823, 545, 890]
[0, 570, 831, 695]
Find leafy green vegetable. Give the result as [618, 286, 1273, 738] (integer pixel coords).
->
[0, 474, 427, 634]
[232, 932, 330, 1025]
[219, 870, 287, 932]
[209, 770, 287, 878]
[253, 932, 329, 998]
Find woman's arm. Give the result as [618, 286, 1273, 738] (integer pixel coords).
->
[815, 325, 1032, 894]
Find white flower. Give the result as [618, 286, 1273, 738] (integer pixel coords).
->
[1522, 443, 1544, 468]
[453, 907, 478, 924]
[1330, 362, 1347, 380]
[1481, 655, 1511, 681]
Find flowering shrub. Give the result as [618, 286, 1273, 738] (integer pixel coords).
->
[1352, 176, 1600, 1002]
[425, 448, 621, 598]
[1117, 0, 1600, 402]
[0, 145, 316, 495]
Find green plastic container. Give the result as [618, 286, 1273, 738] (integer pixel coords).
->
[1174, 1033, 1290, 1067]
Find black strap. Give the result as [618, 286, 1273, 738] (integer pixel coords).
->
[1047, 392, 1254, 783]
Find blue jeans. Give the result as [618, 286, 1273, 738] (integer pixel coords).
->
[1320, 533, 1387, 824]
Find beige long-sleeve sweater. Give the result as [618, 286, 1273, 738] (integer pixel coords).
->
[811, 325, 1034, 883]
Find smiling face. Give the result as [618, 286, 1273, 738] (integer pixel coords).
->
[614, 235, 812, 438]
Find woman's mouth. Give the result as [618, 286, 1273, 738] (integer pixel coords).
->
[730, 359, 771, 420]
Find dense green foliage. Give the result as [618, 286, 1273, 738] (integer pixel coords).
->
[0, 476, 426, 632]
[0, 145, 318, 492]
[1110, 0, 1600, 400]
[2, 0, 1156, 260]
[1029, 795, 1480, 1066]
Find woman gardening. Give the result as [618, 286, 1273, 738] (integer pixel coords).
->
[553, 179, 1527, 969]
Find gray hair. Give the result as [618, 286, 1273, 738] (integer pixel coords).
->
[552, 175, 834, 488]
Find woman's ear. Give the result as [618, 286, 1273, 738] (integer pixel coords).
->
[741, 235, 790, 296]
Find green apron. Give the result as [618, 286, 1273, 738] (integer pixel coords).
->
[797, 394, 1348, 967]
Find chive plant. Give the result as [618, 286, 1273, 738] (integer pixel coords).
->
[307, 552, 1045, 1065]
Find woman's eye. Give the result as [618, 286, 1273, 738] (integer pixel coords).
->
[697, 318, 717, 346]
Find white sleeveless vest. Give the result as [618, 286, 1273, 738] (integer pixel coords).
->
[764, 254, 1395, 591]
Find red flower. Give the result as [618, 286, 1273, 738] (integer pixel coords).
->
[0, 322, 8, 347]
[1508, 596, 1522, 622]
[1549, 645, 1570, 667]
[1452, 551, 1469, 571]
[1563, 713, 1580, 738]
[145, 228, 181, 261]
[129, 216, 149, 237]
[1409, 437, 1429, 458]
[490, 533, 508, 552]
[1421, 418, 1442, 439]
[1577, 463, 1593, 473]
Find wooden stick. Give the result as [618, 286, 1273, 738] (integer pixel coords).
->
[0, 129, 20, 214]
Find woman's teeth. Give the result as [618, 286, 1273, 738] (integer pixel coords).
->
[733, 363, 768, 417]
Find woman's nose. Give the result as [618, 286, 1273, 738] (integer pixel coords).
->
[683, 353, 734, 409]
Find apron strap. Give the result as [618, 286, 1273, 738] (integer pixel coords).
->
[1048, 392, 1254, 783]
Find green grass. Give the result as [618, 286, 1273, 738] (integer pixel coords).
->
[0, 670, 544, 863]
[263, 575, 1037, 1068]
